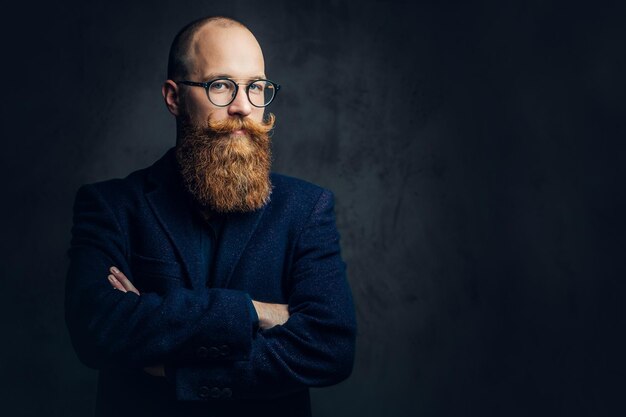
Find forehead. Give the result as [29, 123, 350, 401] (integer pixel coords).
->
[188, 25, 265, 80]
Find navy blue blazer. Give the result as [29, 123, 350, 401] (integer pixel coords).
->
[65, 148, 357, 416]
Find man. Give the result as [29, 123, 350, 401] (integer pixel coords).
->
[65, 16, 356, 417]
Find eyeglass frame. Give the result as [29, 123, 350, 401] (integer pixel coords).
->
[174, 77, 281, 108]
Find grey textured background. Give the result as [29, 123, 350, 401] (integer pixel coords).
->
[1, 0, 625, 416]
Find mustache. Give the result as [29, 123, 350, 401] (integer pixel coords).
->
[203, 113, 276, 137]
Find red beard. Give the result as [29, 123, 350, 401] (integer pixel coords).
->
[175, 113, 275, 213]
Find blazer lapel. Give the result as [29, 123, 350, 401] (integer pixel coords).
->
[212, 207, 266, 289]
[144, 148, 205, 289]
[144, 147, 268, 290]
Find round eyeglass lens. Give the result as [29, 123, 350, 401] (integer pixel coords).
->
[248, 80, 276, 107]
[208, 79, 237, 106]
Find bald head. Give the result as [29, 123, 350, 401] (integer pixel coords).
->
[167, 16, 264, 81]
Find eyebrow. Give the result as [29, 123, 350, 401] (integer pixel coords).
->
[203, 73, 267, 81]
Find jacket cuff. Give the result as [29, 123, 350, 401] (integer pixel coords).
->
[173, 289, 256, 365]
[246, 293, 260, 335]
[164, 363, 176, 385]
[172, 364, 238, 400]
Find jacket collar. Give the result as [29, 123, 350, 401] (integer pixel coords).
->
[144, 147, 267, 289]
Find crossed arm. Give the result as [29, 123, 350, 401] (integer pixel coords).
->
[66, 184, 356, 400]
[106, 266, 290, 377]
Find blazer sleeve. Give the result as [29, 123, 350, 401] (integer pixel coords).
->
[65, 184, 257, 370]
[169, 189, 358, 400]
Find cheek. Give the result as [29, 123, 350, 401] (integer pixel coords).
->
[183, 93, 218, 125]
[206, 108, 231, 124]
[250, 108, 265, 123]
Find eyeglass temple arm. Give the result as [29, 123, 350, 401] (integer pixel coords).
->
[174, 80, 209, 87]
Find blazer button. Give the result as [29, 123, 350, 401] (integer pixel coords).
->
[209, 346, 220, 358]
[198, 385, 210, 399]
[222, 387, 232, 398]
[196, 346, 208, 359]
[210, 387, 221, 399]
[219, 344, 230, 356]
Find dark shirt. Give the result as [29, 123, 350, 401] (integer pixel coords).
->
[191, 202, 259, 333]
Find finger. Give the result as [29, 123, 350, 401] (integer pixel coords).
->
[110, 266, 140, 295]
[107, 274, 127, 292]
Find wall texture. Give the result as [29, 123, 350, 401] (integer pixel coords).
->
[1, 1, 625, 416]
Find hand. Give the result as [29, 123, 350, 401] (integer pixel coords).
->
[251, 300, 290, 330]
[107, 266, 140, 295]
[107, 266, 165, 377]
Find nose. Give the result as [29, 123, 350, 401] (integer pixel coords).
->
[227, 85, 252, 117]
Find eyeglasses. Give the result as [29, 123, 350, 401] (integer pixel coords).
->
[175, 78, 281, 108]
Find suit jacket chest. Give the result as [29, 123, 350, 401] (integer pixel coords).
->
[125, 149, 293, 303]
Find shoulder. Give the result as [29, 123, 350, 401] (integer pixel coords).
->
[270, 172, 331, 199]
[75, 148, 174, 205]
[268, 172, 335, 217]
[72, 158, 162, 218]
[87, 166, 150, 194]
[77, 165, 150, 203]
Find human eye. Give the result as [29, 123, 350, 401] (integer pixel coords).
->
[210, 80, 233, 93]
[249, 81, 266, 93]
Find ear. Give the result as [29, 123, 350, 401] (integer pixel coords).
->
[162, 80, 181, 116]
